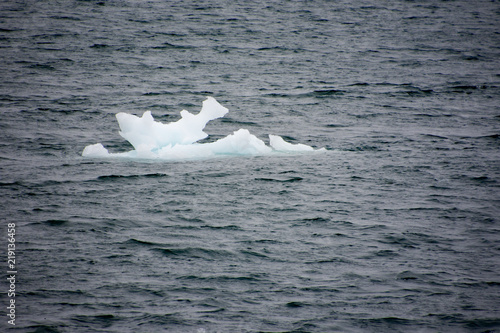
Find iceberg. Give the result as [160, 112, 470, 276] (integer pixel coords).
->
[82, 97, 324, 160]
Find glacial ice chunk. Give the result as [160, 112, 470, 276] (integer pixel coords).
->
[117, 96, 228, 150]
[82, 143, 109, 157]
[209, 129, 273, 155]
[82, 97, 323, 160]
[269, 135, 314, 152]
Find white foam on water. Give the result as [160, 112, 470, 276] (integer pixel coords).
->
[82, 97, 325, 160]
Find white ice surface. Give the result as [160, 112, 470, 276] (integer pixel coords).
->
[269, 134, 314, 152]
[82, 97, 323, 160]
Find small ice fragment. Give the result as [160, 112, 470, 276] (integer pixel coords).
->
[82, 143, 110, 157]
[269, 135, 314, 152]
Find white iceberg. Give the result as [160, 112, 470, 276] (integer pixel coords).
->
[82, 97, 324, 160]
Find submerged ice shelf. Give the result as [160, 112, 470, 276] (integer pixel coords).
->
[82, 97, 324, 160]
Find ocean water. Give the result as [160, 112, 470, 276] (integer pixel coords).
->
[1, 0, 500, 332]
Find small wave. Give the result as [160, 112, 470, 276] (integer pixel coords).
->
[151, 42, 194, 49]
[359, 317, 415, 325]
[359, 249, 399, 259]
[313, 89, 346, 96]
[72, 314, 119, 326]
[422, 134, 449, 140]
[343, 145, 381, 151]
[286, 301, 308, 308]
[28, 63, 56, 70]
[254, 176, 303, 182]
[132, 313, 188, 326]
[89, 43, 108, 49]
[348, 82, 370, 86]
[152, 247, 236, 260]
[44, 219, 69, 226]
[125, 238, 159, 247]
[380, 235, 418, 248]
[97, 173, 169, 181]
[307, 257, 352, 264]
[240, 250, 270, 259]
[176, 274, 263, 284]
[300, 286, 341, 293]
[25, 324, 67, 333]
[324, 123, 348, 128]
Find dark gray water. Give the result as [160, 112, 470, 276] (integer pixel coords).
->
[1, 0, 500, 332]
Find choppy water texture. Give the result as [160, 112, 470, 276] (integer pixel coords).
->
[1, 0, 500, 332]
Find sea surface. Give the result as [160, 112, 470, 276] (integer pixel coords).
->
[1, 0, 500, 332]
